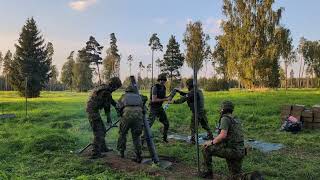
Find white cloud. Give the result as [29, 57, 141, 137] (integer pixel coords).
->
[69, 0, 97, 11]
[204, 17, 223, 35]
[153, 17, 168, 25]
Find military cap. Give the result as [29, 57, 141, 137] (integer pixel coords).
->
[221, 100, 234, 111]
[157, 73, 167, 81]
[109, 77, 122, 89]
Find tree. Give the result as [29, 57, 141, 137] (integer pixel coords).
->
[155, 58, 161, 75]
[3, 50, 13, 91]
[73, 49, 93, 92]
[48, 65, 58, 91]
[161, 35, 184, 90]
[278, 27, 295, 90]
[290, 69, 294, 88]
[183, 21, 209, 172]
[146, 64, 152, 79]
[219, 0, 287, 88]
[9, 18, 52, 97]
[149, 33, 163, 84]
[84, 36, 103, 84]
[138, 61, 145, 78]
[183, 21, 210, 73]
[299, 38, 320, 87]
[61, 51, 75, 91]
[103, 33, 120, 80]
[212, 38, 228, 79]
[297, 37, 306, 88]
[0, 51, 3, 75]
[127, 54, 134, 75]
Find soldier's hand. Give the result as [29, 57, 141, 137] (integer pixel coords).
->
[203, 140, 212, 149]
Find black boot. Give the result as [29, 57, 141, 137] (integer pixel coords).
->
[119, 150, 125, 158]
[132, 153, 142, 163]
[162, 134, 168, 143]
[102, 146, 113, 153]
[90, 152, 106, 159]
[199, 170, 213, 179]
[190, 136, 196, 144]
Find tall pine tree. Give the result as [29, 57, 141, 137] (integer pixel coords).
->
[85, 36, 103, 84]
[73, 49, 93, 92]
[61, 51, 75, 91]
[160, 35, 184, 90]
[9, 18, 52, 97]
[103, 33, 120, 80]
[3, 50, 13, 91]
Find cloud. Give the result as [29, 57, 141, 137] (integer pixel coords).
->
[153, 17, 168, 25]
[204, 17, 223, 35]
[69, 0, 97, 11]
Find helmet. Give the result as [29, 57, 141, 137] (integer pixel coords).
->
[157, 73, 167, 81]
[125, 85, 136, 92]
[221, 101, 234, 111]
[109, 77, 122, 89]
[186, 78, 193, 88]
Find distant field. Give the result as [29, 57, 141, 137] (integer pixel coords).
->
[0, 89, 320, 179]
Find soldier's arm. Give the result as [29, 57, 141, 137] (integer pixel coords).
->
[173, 96, 187, 104]
[212, 117, 229, 144]
[103, 91, 113, 123]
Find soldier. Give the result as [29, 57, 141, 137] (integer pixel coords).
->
[148, 73, 171, 143]
[171, 78, 213, 144]
[86, 77, 122, 159]
[200, 101, 245, 178]
[117, 85, 146, 163]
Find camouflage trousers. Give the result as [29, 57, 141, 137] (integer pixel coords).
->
[87, 110, 107, 155]
[191, 110, 211, 137]
[117, 107, 143, 156]
[202, 142, 245, 175]
[148, 107, 169, 139]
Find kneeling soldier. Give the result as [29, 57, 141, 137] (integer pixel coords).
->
[172, 78, 213, 144]
[200, 101, 245, 178]
[117, 85, 145, 163]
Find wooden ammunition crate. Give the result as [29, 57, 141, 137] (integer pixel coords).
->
[291, 105, 305, 121]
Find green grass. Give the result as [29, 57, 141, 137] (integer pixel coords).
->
[0, 89, 320, 179]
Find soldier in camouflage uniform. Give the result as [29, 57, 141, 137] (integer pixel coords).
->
[117, 85, 147, 163]
[200, 101, 245, 178]
[86, 77, 122, 159]
[171, 78, 213, 144]
[148, 73, 170, 142]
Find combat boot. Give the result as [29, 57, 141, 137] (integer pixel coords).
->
[162, 134, 168, 143]
[102, 146, 113, 153]
[190, 136, 196, 144]
[132, 153, 142, 163]
[119, 150, 125, 158]
[199, 170, 213, 179]
[89, 152, 106, 159]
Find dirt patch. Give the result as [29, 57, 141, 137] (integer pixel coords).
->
[80, 145, 224, 179]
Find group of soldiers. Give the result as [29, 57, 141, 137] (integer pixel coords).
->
[85, 73, 249, 179]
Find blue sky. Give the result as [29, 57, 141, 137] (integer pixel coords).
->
[1, 0, 320, 80]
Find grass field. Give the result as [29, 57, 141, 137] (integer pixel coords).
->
[0, 89, 320, 179]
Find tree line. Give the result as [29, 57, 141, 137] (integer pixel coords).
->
[1, 0, 320, 97]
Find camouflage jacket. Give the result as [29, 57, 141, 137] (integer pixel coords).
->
[86, 84, 117, 114]
[173, 88, 205, 113]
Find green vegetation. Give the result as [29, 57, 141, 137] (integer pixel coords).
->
[1, 89, 320, 179]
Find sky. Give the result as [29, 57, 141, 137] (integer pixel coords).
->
[1, 0, 320, 81]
